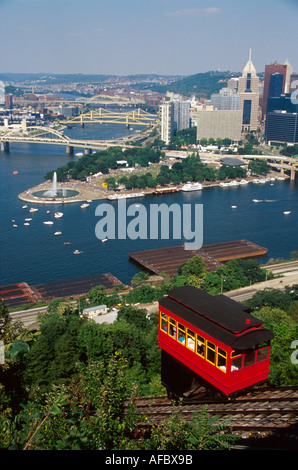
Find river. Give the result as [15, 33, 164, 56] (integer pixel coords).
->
[0, 123, 297, 287]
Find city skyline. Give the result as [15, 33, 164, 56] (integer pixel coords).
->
[0, 0, 297, 77]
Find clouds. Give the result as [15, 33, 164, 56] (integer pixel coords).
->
[166, 6, 221, 17]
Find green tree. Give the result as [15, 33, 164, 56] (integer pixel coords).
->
[88, 285, 107, 306]
[178, 255, 206, 277]
[246, 288, 293, 312]
[77, 355, 139, 450]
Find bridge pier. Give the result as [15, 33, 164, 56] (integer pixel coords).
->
[290, 168, 295, 181]
[66, 145, 74, 155]
[84, 148, 92, 155]
[1, 141, 9, 152]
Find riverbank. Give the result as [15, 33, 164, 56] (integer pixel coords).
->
[18, 169, 287, 205]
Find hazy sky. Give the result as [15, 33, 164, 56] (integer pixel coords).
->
[0, 0, 297, 76]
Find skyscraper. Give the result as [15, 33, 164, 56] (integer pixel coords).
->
[262, 63, 287, 118]
[284, 59, 293, 94]
[159, 101, 174, 145]
[211, 87, 240, 110]
[159, 94, 190, 145]
[238, 50, 260, 132]
[266, 111, 298, 145]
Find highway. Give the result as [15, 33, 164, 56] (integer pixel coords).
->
[225, 269, 298, 302]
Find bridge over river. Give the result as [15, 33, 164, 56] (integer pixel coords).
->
[1, 121, 297, 180]
[0, 124, 140, 154]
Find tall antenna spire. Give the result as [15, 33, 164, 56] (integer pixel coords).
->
[249, 48, 252, 62]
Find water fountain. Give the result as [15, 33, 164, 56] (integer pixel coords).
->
[43, 171, 57, 197]
[32, 171, 79, 200]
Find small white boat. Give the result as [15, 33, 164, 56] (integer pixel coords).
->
[239, 179, 249, 185]
[101, 238, 108, 243]
[24, 223, 30, 226]
[283, 211, 291, 215]
[75, 152, 84, 157]
[64, 242, 71, 245]
[73, 249, 82, 254]
[80, 203, 89, 209]
[22, 205, 28, 209]
[29, 208, 38, 213]
[25, 218, 32, 221]
[54, 231, 62, 236]
[43, 221, 54, 225]
[253, 199, 261, 202]
[231, 205, 237, 208]
[13, 224, 18, 227]
[54, 212, 63, 218]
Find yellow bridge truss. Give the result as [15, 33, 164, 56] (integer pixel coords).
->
[61, 107, 158, 127]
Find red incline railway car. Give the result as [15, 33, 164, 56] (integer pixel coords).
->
[158, 286, 274, 397]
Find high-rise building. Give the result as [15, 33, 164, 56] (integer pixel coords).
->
[159, 101, 174, 145]
[268, 73, 284, 99]
[290, 73, 298, 96]
[227, 78, 239, 94]
[266, 111, 298, 145]
[284, 59, 293, 94]
[197, 109, 242, 142]
[262, 63, 287, 118]
[171, 94, 190, 132]
[267, 93, 298, 114]
[211, 88, 240, 110]
[5, 94, 13, 109]
[238, 51, 260, 132]
[159, 94, 190, 145]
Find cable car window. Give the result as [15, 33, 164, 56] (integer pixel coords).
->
[187, 329, 195, 351]
[231, 355, 242, 371]
[169, 318, 177, 339]
[178, 323, 185, 345]
[196, 334, 205, 357]
[206, 341, 216, 365]
[217, 348, 227, 372]
[160, 312, 168, 333]
[257, 347, 268, 363]
[244, 351, 256, 367]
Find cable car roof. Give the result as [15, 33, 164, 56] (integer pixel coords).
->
[159, 286, 274, 348]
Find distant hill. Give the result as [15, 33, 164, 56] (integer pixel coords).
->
[134, 71, 241, 98]
[0, 71, 242, 99]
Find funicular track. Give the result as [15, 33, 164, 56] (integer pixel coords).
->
[128, 386, 298, 449]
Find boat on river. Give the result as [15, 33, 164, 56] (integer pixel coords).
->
[107, 192, 145, 200]
[182, 182, 203, 192]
